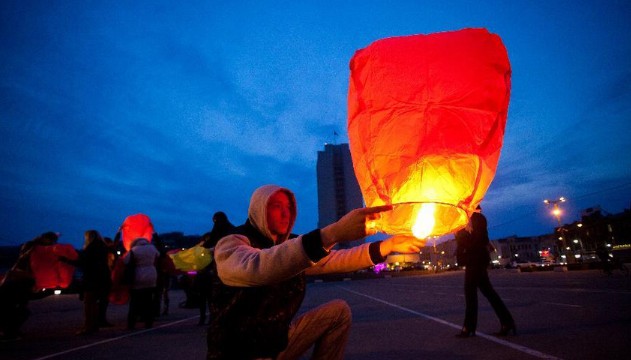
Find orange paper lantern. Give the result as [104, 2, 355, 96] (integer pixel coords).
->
[347, 28, 511, 238]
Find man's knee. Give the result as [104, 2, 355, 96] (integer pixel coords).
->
[328, 299, 352, 326]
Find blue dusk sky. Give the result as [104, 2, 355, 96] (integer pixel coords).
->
[1, 1, 630, 249]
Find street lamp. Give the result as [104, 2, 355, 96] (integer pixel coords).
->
[544, 197, 567, 263]
[544, 197, 566, 226]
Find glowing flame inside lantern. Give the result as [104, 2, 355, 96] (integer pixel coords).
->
[412, 203, 436, 239]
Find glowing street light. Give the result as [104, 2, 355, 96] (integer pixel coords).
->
[543, 197, 566, 226]
[544, 196, 567, 263]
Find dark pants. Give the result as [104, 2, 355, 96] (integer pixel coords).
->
[463, 264, 513, 331]
[82, 288, 110, 332]
[128, 288, 156, 329]
[0, 277, 33, 339]
[98, 294, 110, 325]
[198, 287, 212, 325]
[153, 275, 171, 316]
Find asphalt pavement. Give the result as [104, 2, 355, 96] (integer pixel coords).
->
[2, 268, 630, 360]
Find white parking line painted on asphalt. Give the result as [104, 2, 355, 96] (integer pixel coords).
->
[31, 315, 200, 360]
[542, 301, 582, 308]
[338, 286, 564, 360]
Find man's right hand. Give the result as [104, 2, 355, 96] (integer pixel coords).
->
[320, 205, 392, 250]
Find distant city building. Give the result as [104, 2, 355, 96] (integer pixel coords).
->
[316, 143, 364, 249]
[491, 202, 631, 265]
[492, 235, 551, 265]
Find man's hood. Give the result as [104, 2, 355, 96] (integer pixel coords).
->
[248, 184, 297, 243]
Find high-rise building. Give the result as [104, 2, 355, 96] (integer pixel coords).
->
[316, 143, 364, 249]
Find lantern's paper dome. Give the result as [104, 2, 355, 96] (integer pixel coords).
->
[30, 243, 78, 289]
[169, 245, 212, 272]
[121, 213, 154, 251]
[348, 28, 511, 237]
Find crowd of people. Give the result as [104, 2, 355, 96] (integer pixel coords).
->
[0, 212, 232, 341]
[1, 184, 517, 359]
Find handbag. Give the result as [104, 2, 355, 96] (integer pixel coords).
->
[122, 250, 136, 285]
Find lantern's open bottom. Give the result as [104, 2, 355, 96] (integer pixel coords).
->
[373, 202, 470, 239]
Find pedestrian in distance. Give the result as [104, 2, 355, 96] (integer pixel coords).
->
[197, 211, 236, 325]
[63, 230, 112, 335]
[152, 233, 177, 317]
[207, 184, 425, 360]
[455, 205, 516, 338]
[99, 236, 116, 327]
[120, 214, 160, 330]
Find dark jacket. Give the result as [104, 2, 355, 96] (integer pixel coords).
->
[207, 220, 305, 359]
[61, 239, 111, 293]
[456, 212, 491, 267]
[80, 239, 112, 292]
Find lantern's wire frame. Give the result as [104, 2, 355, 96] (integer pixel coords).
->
[370, 200, 476, 238]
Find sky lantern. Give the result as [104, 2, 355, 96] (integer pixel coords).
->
[169, 244, 212, 272]
[30, 243, 78, 289]
[120, 213, 154, 251]
[348, 28, 511, 238]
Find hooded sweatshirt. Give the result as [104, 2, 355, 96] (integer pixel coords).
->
[124, 238, 159, 289]
[208, 185, 386, 359]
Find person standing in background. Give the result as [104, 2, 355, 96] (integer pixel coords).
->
[120, 214, 160, 330]
[455, 206, 515, 338]
[0, 233, 53, 341]
[70, 230, 112, 335]
[197, 211, 236, 325]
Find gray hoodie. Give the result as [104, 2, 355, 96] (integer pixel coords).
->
[124, 238, 159, 289]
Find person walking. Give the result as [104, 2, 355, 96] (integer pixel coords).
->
[455, 206, 515, 338]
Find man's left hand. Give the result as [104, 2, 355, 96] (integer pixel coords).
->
[380, 235, 426, 257]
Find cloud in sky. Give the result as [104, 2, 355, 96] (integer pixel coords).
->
[1, 0, 630, 248]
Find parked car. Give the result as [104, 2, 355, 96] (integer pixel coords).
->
[509, 260, 539, 270]
[540, 259, 554, 266]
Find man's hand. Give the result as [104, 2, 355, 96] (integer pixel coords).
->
[379, 235, 426, 257]
[320, 205, 392, 250]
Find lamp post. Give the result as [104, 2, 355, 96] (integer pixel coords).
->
[544, 197, 567, 264]
[544, 197, 566, 226]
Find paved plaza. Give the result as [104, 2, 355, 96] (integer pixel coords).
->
[2, 269, 630, 360]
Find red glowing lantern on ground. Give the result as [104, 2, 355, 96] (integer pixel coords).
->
[120, 213, 154, 251]
[348, 28, 511, 238]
